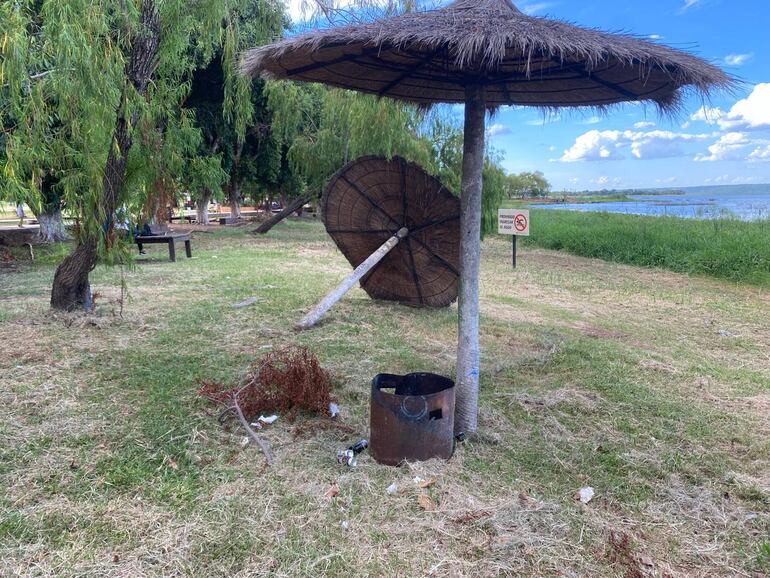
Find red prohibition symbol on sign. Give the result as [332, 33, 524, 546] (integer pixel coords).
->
[514, 214, 528, 232]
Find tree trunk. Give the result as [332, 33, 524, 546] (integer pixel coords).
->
[455, 84, 486, 436]
[254, 195, 311, 235]
[36, 208, 68, 243]
[50, 0, 160, 311]
[229, 184, 242, 219]
[229, 141, 243, 219]
[50, 239, 97, 311]
[196, 190, 212, 225]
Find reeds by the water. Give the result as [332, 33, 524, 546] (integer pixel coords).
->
[521, 210, 770, 286]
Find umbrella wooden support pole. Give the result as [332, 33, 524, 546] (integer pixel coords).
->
[455, 84, 486, 436]
[296, 227, 410, 330]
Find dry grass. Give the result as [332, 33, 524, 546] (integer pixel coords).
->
[0, 220, 768, 577]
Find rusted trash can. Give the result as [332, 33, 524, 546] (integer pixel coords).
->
[370, 373, 456, 466]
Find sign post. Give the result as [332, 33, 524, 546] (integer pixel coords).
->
[498, 209, 530, 269]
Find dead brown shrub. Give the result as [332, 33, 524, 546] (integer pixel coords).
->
[198, 346, 334, 421]
[606, 530, 646, 578]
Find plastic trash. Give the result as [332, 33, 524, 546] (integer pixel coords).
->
[336, 440, 369, 467]
[349, 440, 369, 454]
[337, 449, 357, 467]
[577, 487, 595, 504]
[232, 297, 260, 309]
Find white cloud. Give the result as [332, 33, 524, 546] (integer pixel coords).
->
[720, 84, 770, 129]
[634, 121, 656, 129]
[520, 2, 554, 15]
[748, 144, 770, 162]
[724, 53, 754, 67]
[689, 85, 770, 131]
[681, 0, 700, 11]
[560, 129, 710, 162]
[690, 106, 725, 125]
[648, 34, 663, 40]
[656, 177, 678, 184]
[590, 176, 622, 187]
[694, 132, 751, 162]
[561, 130, 624, 162]
[581, 116, 602, 125]
[487, 123, 511, 138]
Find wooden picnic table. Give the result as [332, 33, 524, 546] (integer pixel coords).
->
[135, 233, 192, 262]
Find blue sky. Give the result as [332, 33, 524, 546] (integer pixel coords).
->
[485, 0, 770, 190]
[288, 0, 770, 190]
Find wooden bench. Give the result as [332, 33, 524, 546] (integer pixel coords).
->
[135, 233, 192, 262]
[169, 215, 195, 224]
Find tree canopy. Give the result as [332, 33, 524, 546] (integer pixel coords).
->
[1, 0, 528, 309]
[504, 171, 551, 199]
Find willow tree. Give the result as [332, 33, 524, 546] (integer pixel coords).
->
[423, 112, 507, 237]
[1, 0, 283, 310]
[183, 0, 284, 224]
[256, 82, 433, 230]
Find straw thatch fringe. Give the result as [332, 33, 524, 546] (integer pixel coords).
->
[241, 0, 734, 112]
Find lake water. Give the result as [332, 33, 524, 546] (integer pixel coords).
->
[531, 184, 770, 221]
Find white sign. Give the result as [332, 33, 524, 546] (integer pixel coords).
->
[498, 209, 530, 236]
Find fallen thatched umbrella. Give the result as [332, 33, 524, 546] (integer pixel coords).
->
[242, 0, 731, 435]
[296, 156, 460, 330]
[330, 157, 460, 301]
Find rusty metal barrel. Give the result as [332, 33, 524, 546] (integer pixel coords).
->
[370, 373, 456, 466]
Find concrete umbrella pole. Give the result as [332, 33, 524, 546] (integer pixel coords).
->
[455, 83, 486, 436]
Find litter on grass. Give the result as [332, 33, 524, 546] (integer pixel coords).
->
[576, 487, 595, 504]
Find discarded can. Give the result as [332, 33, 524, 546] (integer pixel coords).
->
[336, 440, 369, 467]
[337, 449, 357, 467]
[349, 439, 369, 454]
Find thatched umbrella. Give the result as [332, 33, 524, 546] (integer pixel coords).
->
[322, 156, 460, 308]
[296, 156, 460, 330]
[242, 0, 731, 436]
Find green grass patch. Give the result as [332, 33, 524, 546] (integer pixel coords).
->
[1, 220, 768, 576]
[520, 209, 770, 285]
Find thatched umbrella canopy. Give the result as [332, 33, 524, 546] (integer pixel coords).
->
[242, 0, 731, 436]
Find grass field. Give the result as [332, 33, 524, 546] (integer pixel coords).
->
[517, 209, 770, 287]
[1, 220, 769, 577]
